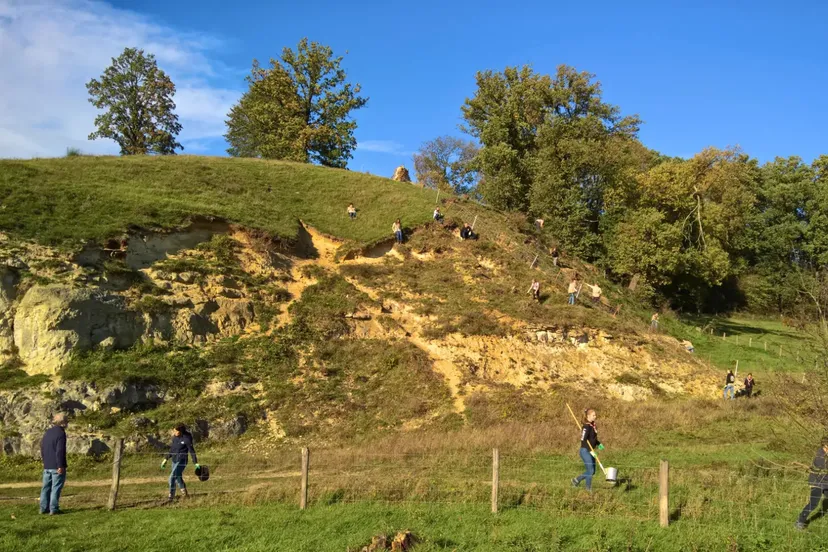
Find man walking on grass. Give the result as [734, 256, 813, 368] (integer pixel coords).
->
[40, 413, 68, 515]
[796, 437, 828, 530]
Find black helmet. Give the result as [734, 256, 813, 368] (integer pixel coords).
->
[195, 464, 210, 482]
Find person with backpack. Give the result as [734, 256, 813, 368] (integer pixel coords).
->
[723, 370, 735, 400]
[571, 408, 604, 491]
[40, 413, 69, 515]
[796, 437, 828, 530]
[161, 423, 200, 502]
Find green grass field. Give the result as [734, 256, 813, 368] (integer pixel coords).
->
[0, 155, 436, 247]
[2, 500, 826, 552]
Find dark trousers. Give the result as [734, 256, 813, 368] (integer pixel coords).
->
[799, 486, 828, 523]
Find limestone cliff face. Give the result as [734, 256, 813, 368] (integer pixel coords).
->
[0, 226, 266, 376]
[14, 285, 143, 375]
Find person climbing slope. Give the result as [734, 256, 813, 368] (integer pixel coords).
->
[528, 279, 540, 302]
[347, 203, 357, 219]
[161, 423, 200, 502]
[568, 278, 579, 305]
[392, 219, 403, 244]
[572, 408, 604, 491]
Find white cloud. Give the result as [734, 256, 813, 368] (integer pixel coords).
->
[0, 0, 240, 158]
[357, 140, 412, 156]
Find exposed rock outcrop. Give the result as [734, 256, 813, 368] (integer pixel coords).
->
[13, 285, 143, 375]
[392, 166, 411, 182]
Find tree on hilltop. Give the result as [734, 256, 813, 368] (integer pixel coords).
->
[225, 38, 368, 168]
[413, 136, 478, 193]
[86, 47, 183, 155]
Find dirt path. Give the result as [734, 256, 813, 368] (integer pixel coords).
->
[276, 223, 341, 326]
[271, 222, 467, 414]
[0, 469, 302, 490]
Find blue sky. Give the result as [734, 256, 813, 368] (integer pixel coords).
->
[2, 0, 826, 176]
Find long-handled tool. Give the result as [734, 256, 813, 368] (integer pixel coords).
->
[566, 402, 606, 475]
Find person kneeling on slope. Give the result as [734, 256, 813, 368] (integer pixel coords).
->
[572, 408, 604, 491]
[460, 223, 474, 240]
[161, 423, 200, 502]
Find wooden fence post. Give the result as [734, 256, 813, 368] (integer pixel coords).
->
[529, 254, 538, 269]
[435, 189, 440, 204]
[764, 341, 767, 351]
[749, 337, 752, 348]
[471, 215, 478, 230]
[300, 447, 309, 510]
[491, 448, 500, 514]
[659, 460, 669, 528]
[779, 345, 782, 358]
[107, 438, 124, 511]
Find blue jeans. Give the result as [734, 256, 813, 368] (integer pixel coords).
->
[723, 384, 735, 399]
[575, 447, 596, 490]
[40, 469, 66, 513]
[568, 293, 576, 305]
[395, 230, 403, 244]
[169, 461, 187, 496]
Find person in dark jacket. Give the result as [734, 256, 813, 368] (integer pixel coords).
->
[571, 408, 604, 491]
[796, 438, 828, 529]
[40, 413, 68, 515]
[160, 423, 199, 501]
[743, 374, 755, 398]
[460, 223, 474, 240]
[723, 370, 735, 400]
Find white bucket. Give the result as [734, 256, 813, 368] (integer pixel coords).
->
[605, 467, 618, 482]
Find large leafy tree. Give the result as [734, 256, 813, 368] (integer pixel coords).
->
[605, 148, 759, 310]
[86, 48, 182, 155]
[413, 136, 478, 193]
[225, 39, 367, 168]
[461, 65, 642, 258]
[461, 66, 551, 211]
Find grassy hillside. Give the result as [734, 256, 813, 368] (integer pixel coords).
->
[0, 155, 436, 247]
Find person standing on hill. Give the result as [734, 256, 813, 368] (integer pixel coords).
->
[568, 278, 578, 305]
[161, 423, 200, 502]
[347, 203, 357, 219]
[796, 438, 828, 530]
[392, 219, 403, 244]
[571, 408, 604, 491]
[528, 279, 540, 302]
[650, 313, 659, 332]
[723, 370, 735, 400]
[588, 283, 602, 305]
[743, 373, 755, 398]
[40, 413, 69, 515]
[551, 247, 560, 266]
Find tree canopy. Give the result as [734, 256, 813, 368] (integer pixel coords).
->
[460, 63, 828, 314]
[413, 136, 478, 193]
[86, 48, 183, 155]
[225, 39, 367, 168]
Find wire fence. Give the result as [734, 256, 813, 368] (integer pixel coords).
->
[3, 447, 825, 533]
